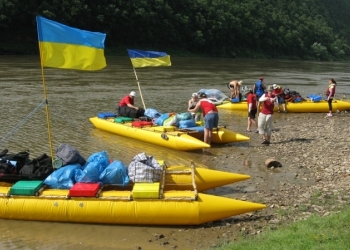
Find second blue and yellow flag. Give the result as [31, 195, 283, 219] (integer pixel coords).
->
[36, 16, 106, 71]
[127, 49, 171, 68]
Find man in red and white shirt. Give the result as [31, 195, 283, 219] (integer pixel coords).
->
[258, 85, 276, 145]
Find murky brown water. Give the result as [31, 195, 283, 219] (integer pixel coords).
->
[0, 55, 349, 249]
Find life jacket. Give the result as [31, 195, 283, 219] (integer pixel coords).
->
[326, 84, 336, 97]
[255, 80, 264, 95]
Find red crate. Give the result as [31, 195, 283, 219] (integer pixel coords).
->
[69, 183, 101, 197]
[132, 121, 153, 127]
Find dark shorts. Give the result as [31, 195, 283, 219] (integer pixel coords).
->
[248, 109, 257, 119]
[204, 113, 219, 129]
[277, 96, 285, 104]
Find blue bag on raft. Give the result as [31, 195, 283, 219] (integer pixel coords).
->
[177, 112, 192, 121]
[97, 112, 117, 118]
[231, 97, 240, 103]
[154, 113, 170, 126]
[293, 97, 302, 103]
[179, 119, 196, 128]
[144, 108, 162, 119]
[87, 151, 110, 169]
[75, 161, 105, 183]
[99, 160, 129, 185]
[75, 151, 110, 183]
[44, 163, 82, 189]
[307, 94, 323, 102]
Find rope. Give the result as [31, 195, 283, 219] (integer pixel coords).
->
[0, 100, 46, 146]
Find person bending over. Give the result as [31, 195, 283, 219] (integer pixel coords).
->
[188, 93, 219, 144]
[272, 84, 287, 112]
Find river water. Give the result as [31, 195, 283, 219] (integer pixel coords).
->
[0, 55, 349, 249]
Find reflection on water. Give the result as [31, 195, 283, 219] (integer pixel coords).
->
[0, 56, 349, 249]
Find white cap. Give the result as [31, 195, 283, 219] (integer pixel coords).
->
[130, 91, 136, 97]
[192, 93, 198, 97]
[272, 84, 278, 89]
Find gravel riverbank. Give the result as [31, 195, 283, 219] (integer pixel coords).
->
[139, 111, 350, 250]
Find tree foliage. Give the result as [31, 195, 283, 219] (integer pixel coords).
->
[0, 0, 349, 60]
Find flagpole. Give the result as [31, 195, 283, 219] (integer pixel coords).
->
[38, 43, 55, 160]
[132, 67, 146, 110]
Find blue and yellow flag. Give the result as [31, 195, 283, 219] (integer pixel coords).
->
[127, 49, 171, 68]
[36, 16, 106, 71]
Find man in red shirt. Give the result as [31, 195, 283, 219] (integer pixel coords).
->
[244, 88, 258, 133]
[118, 91, 144, 118]
[188, 92, 219, 145]
[272, 84, 287, 112]
[258, 85, 276, 145]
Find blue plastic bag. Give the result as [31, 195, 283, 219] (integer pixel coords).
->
[231, 97, 240, 103]
[177, 112, 192, 121]
[144, 108, 162, 119]
[75, 161, 105, 183]
[293, 97, 302, 102]
[87, 151, 110, 168]
[99, 160, 130, 185]
[179, 119, 196, 128]
[154, 113, 170, 126]
[44, 163, 82, 189]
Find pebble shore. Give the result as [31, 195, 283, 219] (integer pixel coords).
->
[141, 111, 350, 249]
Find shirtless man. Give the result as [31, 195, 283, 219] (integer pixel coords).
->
[228, 80, 243, 99]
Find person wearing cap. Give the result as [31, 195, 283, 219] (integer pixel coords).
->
[188, 93, 219, 145]
[188, 93, 202, 121]
[244, 88, 258, 133]
[253, 77, 266, 108]
[117, 91, 144, 118]
[272, 84, 287, 112]
[228, 80, 243, 100]
[258, 85, 276, 145]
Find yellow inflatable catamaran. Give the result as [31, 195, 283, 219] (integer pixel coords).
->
[89, 117, 249, 151]
[0, 164, 265, 225]
[217, 99, 350, 113]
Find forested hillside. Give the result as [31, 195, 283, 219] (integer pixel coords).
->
[1, 0, 350, 60]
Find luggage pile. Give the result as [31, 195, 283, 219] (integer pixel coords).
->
[0, 149, 54, 181]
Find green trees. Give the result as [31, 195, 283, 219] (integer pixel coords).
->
[0, 0, 349, 60]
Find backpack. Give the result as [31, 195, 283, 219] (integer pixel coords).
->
[0, 161, 17, 175]
[19, 153, 54, 179]
[0, 150, 30, 173]
[56, 144, 86, 167]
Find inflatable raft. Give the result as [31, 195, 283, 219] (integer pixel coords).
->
[217, 99, 350, 113]
[0, 165, 265, 226]
[89, 117, 249, 151]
